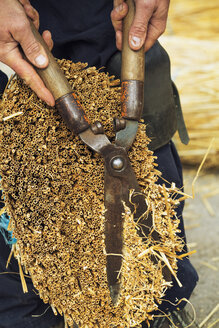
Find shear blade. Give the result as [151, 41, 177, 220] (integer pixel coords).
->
[103, 145, 148, 305]
[104, 172, 124, 305]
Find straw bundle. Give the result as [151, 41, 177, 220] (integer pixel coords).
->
[159, 0, 219, 168]
[166, 0, 219, 40]
[160, 36, 219, 168]
[0, 60, 184, 327]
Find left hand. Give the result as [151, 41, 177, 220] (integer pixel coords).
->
[111, 0, 170, 52]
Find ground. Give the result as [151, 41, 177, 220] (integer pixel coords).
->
[182, 168, 219, 328]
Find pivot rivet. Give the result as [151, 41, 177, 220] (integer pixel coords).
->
[111, 157, 124, 171]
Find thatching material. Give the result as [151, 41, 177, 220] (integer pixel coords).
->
[161, 0, 219, 168]
[166, 0, 219, 40]
[160, 36, 219, 168]
[0, 60, 184, 327]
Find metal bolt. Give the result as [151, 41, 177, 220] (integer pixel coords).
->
[113, 117, 126, 132]
[90, 121, 104, 134]
[111, 157, 124, 170]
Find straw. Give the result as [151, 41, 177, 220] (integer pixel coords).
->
[199, 303, 219, 328]
[159, 0, 219, 168]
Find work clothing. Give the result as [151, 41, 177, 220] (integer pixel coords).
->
[0, 0, 198, 327]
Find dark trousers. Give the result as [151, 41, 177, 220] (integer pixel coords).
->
[0, 141, 198, 328]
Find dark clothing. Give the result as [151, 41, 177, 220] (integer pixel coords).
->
[32, 0, 116, 68]
[0, 1, 198, 327]
[0, 71, 8, 96]
[0, 237, 63, 328]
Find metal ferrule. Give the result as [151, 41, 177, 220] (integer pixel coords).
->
[121, 80, 144, 121]
[55, 92, 90, 135]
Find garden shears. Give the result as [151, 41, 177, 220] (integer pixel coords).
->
[29, 0, 156, 305]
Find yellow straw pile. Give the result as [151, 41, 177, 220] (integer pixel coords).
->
[0, 61, 185, 327]
[166, 0, 219, 40]
[160, 0, 219, 168]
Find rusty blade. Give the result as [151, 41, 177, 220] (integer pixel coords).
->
[104, 170, 124, 305]
[102, 144, 148, 305]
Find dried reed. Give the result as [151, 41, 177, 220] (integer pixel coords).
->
[160, 0, 219, 168]
[0, 60, 186, 327]
[160, 36, 219, 168]
[166, 0, 219, 40]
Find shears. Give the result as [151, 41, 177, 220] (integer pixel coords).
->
[28, 0, 157, 305]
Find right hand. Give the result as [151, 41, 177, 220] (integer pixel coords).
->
[0, 0, 55, 106]
[111, 0, 170, 52]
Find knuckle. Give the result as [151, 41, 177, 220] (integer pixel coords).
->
[35, 9, 39, 19]
[25, 41, 40, 56]
[155, 22, 166, 37]
[160, 27, 165, 35]
[142, 0, 154, 9]
[0, 52, 8, 63]
[13, 20, 29, 34]
[160, 22, 167, 34]
[132, 22, 146, 35]
[111, 9, 120, 21]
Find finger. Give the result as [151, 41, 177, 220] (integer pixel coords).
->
[11, 19, 49, 69]
[42, 30, 54, 51]
[5, 48, 55, 106]
[17, 0, 39, 29]
[144, 19, 166, 51]
[113, 0, 124, 6]
[116, 30, 122, 50]
[111, 1, 128, 33]
[23, 4, 40, 29]
[129, 0, 155, 50]
[18, 0, 31, 5]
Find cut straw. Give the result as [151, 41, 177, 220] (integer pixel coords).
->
[3, 112, 23, 121]
[199, 303, 219, 328]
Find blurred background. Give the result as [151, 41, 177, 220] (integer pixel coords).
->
[160, 0, 219, 326]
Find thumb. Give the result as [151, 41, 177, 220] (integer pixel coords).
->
[13, 19, 48, 68]
[129, 1, 154, 50]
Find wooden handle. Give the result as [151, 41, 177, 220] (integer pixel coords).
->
[28, 21, 90, 135]
[29, 21, 72, 100]
[121, 0, 145, 82]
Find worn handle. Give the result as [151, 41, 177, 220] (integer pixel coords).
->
[29, 20, 72, 100]
[120, 0, 145, 121]
[121, 0, 145, 82]
[28, 21, 90, 134]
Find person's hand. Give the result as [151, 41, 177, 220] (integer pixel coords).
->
[0, 0, 54, 106]
[111, 0, 170, 52]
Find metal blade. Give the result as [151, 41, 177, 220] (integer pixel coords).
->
[104, 171, 124, 305]
[102, 144, 150, 305]
[79, 128, 110, 153]
[115, 120, 138, 151]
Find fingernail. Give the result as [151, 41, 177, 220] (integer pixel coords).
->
[35, 54, 47, 66]
[131, 36, 141, 48]
[116, 3, 123, 12]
